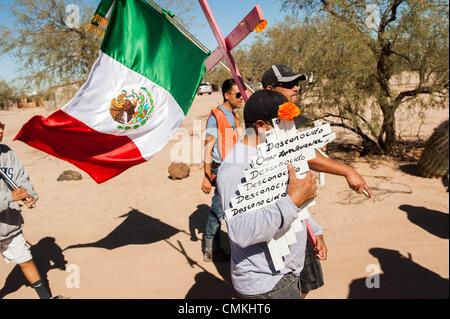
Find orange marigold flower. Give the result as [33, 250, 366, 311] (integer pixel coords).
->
[254, 19, 268, 33]
[278, 102, 301, 120]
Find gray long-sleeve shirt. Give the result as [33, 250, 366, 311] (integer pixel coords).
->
[0, 144, 38, 241]
[217, 142, 322, 295]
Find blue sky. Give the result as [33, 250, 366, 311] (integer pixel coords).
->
[0, 0, 289, 83]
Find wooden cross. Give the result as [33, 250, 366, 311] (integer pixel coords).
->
[198, 0, 267, 102]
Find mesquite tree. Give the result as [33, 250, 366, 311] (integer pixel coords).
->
[276, 0, 449, 154]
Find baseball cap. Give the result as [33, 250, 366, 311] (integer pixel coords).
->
[244, 90, 289, 125]
[261, 64, 307, 88]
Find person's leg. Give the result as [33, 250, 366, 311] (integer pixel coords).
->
[2, 233, 52, 299]
[204, 191, 222, 261]
[18, 260, 51, 299]
[210, 188, 225, 251]
[18, 259, 41, 284]
[204, 188, 230, 261]
[299, 240, 324, 298]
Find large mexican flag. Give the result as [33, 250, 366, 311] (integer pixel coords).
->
[15, 0, 208, 183]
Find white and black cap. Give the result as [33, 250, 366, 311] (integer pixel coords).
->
[261, 64, 307, 88]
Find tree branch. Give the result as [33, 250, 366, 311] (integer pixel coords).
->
[394, 86, 434, 106]
[378, 0, 404, 36]
[320, 0, 365, 36]
[319, 112, 378, 146]
[390, 49, 413, 66]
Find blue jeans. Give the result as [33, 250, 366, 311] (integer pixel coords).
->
[204, 187, 224, 253]
[238, 273, 303, 299]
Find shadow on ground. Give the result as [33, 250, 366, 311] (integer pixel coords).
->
[0, 237, 67, 299]
[348, 247, 449, 298]
[64, 208, 181, 251]
[399, 205, 449, 239]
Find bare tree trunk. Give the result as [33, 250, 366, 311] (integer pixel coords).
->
[361, 136, 383, 155]
[380, 105, 396, 153]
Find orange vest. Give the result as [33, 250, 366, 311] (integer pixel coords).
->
[210, 107, 240, 161]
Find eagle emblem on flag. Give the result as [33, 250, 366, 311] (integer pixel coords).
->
[109, 87, 155, 130]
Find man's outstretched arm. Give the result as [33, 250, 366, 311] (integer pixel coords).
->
[308, 150, 373, 197]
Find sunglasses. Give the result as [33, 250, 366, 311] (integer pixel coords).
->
[233, 92, 242, 99]
[273, 80, 299, 89]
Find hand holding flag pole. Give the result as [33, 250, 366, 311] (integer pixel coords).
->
[0, 169, 36, 208]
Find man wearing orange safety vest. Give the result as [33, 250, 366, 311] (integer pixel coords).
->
[201, 78, 243, 262]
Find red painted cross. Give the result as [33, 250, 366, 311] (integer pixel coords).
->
[198, 0, 267, 102]
[199, 0, 318, 248]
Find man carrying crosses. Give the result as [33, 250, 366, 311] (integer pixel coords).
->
[262, 64, 326, 297]
[201, 78, 243, 262]
[217, 90, 372, 298]
[217, 90, 318, 298]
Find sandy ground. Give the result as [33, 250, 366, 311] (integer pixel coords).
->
[0, 92, 448, 299]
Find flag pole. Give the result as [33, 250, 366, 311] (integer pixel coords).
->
[145, 0, 255, 93]
[0, 170, 36, 208]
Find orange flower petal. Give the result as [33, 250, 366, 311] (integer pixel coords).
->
[278, 102, 301, 120]
[254, 19, 267, 33]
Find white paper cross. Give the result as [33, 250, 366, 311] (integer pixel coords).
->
[224, 119, 336, 271]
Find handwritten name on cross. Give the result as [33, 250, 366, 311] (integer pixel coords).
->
[224, 119, 336, 271]
[199, 0, 266, 102]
